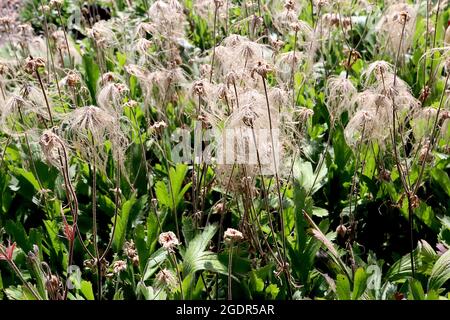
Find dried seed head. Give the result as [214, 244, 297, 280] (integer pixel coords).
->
[225, 71, 238, 88]
[395, 11, 411, 24]
[123, 240, 138, 264]
[224, 228, 244, 244]
[362, 60, 394, 86]
[1, 93, 49, 136]
[150, 120, 167, 135]
[419, 140, 433, 164]
[159, 231, 180, 251]
[39, 129, 67, 170]
[296, 107, 314, 122]
[24, 56, 46, 74]
[251, 60, 273, 79]
[66, 71, 81, 87]
[0, 16, 14, 29]
[284, 0, 295, 11]
[326, 76, 357, 118]
[112, 260, 127, 274]
[101, 72, 118, 83]
[315, 0, 328, 8]
[97, 82, 129, 113]
[17, 24, 33, 38]
[62, 105, 127, 172]
[376, 4, 417, 58]
[192, 80, 206, 96]
[344, 107, 385, 148]
[45, 275, 62, 300]
[155, 268, 178, 291]
[135, 37, 153, 55]
[270, 38, 285, 52]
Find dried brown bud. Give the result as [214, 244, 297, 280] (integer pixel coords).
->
[193, 80, 206, 96]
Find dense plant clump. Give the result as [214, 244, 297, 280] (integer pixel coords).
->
[0, 0, 449, 300]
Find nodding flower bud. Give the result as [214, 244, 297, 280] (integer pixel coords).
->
[395, 11, 411, 24]
[242, 108, 258, 127]
[251, 14, 264, 30]
[336, 225, 347, 238]
[213, 202, 225, 215]
[225, 71, 238, 88]
[270, 38, 285, 52]
[24, 56, 46, 74]
[193, 80, 206, 97]
[224, 228, 244, 244]
[284, 0, 295, 11]
[290, 22, 302, 33]
[66, 71, 81, 87]
[214, 0, 224, 8]
[419, 85, 431, 103]
[101, 72, 117, 83]
[251, 60, 273, 79]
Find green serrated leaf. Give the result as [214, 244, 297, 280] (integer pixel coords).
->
[336, 274, 351, 300]
[428, 250, 450, 291]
